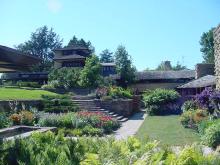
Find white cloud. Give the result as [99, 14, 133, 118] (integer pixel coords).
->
[47, 0, 62, 13]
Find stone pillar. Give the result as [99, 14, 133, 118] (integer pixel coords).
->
[214, 25, 220, 89]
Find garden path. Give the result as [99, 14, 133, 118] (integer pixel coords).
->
[114, 111, 147, 140]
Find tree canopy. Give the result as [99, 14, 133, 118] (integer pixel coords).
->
[16, 26, 62, 72]
[200, 28, 215, 63]
[156, 61, 187, 71]
[67, 35, 95, 54]
[115, 45, 136, 87]
[99, 49, 114, 63]
[79, 55, 102, 88]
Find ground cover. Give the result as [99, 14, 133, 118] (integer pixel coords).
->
[136, 115, 200, 146]
[0, 87, 57, 100]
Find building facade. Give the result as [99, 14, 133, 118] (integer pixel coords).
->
[214, 24, 220, 89]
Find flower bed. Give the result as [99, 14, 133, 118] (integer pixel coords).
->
[39, 111, 120, 136]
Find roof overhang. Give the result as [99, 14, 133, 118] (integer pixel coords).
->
[0, 45, 41, 72]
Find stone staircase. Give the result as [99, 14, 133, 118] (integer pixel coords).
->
[72, 96, 128, 122]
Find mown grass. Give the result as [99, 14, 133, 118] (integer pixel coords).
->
[0, 87, 58, 100]
[136, 115, 200, 146]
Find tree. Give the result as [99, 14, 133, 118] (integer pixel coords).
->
[100, 49, 114, 63]
[114, 45, 136, 87]
[156, 61, 187, 71]
[16, 26, 62, 71]
[172, 62, 187, 71]
[79, 55, 102, 88]
[200, 28, 215, 63]
[67, 35, 95, 54]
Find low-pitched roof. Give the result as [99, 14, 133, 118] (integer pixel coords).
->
[0, 45, 41, 72]
[177, 75, 216, 89]
[135, 70, 195, 81]
[54, 54, 86, 60]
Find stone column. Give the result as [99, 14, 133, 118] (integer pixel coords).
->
[214, 25, 220, 89]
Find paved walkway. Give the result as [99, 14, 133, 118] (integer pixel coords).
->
[114, 111, 147, 140]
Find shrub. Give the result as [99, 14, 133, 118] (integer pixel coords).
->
[9, 110, 35, 126]
[41, 83, 56, 90]
[48, 68, 82, 89]
[180, 109, 208, 129]
[108, 86, 132, 99]
[81, 125, 103, 136]
[16, 81, 41, 88]
[42, 95, 79, 113]
[143, 89, 180, 106]
[201, 122, 220, 148]
[197, 119, 216, 136]
[181, 100, 198, 112]
[0, 112, 11, 128]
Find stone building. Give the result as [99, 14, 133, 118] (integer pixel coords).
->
[214, 24, 220, 89]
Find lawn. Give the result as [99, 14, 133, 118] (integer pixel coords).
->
[136, 115, 200, 146]
[0, 87, 58, 100]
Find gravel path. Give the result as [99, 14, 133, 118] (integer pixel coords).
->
[114, 111, 147, 140]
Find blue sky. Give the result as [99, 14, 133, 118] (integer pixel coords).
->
[0, 0, 220, 71]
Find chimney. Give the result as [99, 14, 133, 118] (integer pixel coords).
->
[195, 63, 215, 79]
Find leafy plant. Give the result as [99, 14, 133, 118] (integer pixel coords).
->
[181, 100, 198, 112]
[0, 112, 11, 128]
[9, 110, 34, 126]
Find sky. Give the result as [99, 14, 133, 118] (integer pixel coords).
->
[0, 0, 220, 71]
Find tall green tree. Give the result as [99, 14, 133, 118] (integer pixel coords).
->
[115, 45, 136, 87]
[67, 35, 95, 54]
[100, 49, 114, 63]
[156, 61, 187, 71]
[16, 26, 62, 72]
[200, 28, 215, 63]
[79, 55, 102, 88]
[172, 62, 187, 71]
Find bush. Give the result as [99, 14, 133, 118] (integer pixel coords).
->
[9, 110, 35, 126]
[181, 100, 198, 112]
[143, 89, 180, 106]
[42, 95, 79, 113]
[201, 122, 220, 148]
[41, 83, 56, 90]
[180, 109, 208, 129]
[48, 67, 82, 89]
[16, 81, 41, 88]
[0, 112, 11, 128]
[198, 119, 215, 136]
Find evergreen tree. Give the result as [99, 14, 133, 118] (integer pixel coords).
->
[16, 26, 62, 71]
[114, 45, 136, 87]
[200, 28, 215, 63]
[100, 49, 114, 63]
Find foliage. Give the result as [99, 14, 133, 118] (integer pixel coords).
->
[99, 49, 114, 63]
[181, 100, 198, 112]
[180, 109, 208, 129]
[9, 110, 35, 126]
[79, 55, 102, 88]
[67, 35, 95, 54]
[0, 112, 11, 128]
[96, 86, 132, 99]
[200, 28, 215, 63]
[143, 89, 180, 106]
[1, 132, 219, 165]
[114, 45, 136, 87]
[156, 61, 187, 71]
[41, 83, 56, 90]
[16, 81, 41, 88]
[172, 61, 187, 71]
[197, 119, 220, 136]
[16, 26, 62, 71]
[48, 67, 82, 89]
[39, 111, 120, 135]
[42, 95, 79, 113]
[201, 122, 220, 148]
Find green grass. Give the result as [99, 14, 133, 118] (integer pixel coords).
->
[0, 87, 58, 100]
[136, 115, 200, 146]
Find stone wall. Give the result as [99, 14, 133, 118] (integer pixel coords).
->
[214, 25, 220, 89]
[94, 96, 141, 117]
[0, 100, 42, 112]
[195, 63, 214, 79]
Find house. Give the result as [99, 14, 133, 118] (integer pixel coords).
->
[128, 70, 195, 93]
[53, 46, 116, 76]
[214, 24, 220, 89]
[0, 45, 40, 72]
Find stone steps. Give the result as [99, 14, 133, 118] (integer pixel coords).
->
[72, 99, 128, 123]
